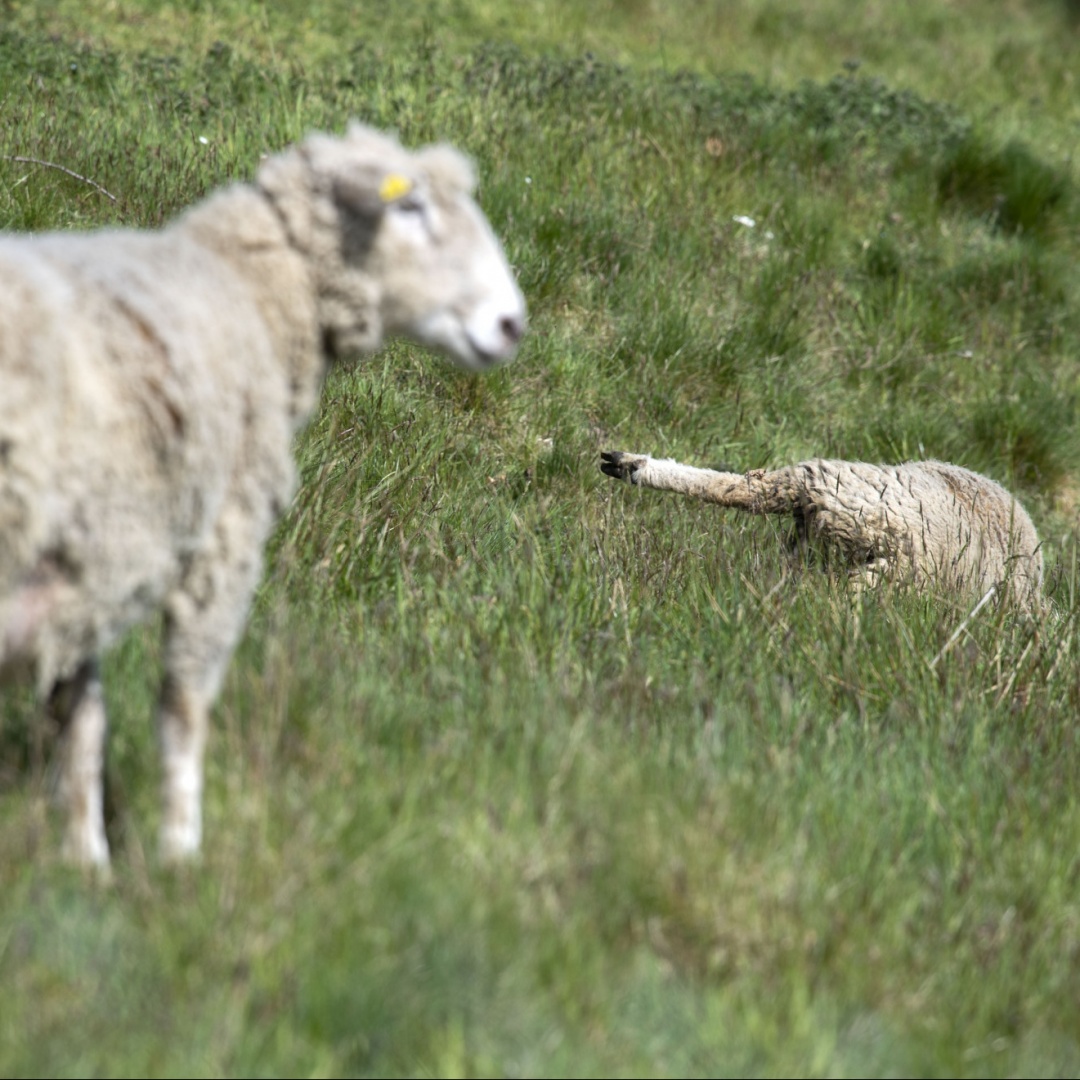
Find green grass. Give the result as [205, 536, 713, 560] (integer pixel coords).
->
[2, 1, 1080, 1075]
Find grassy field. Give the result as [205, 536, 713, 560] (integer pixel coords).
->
[2, 1, 1080, 1075]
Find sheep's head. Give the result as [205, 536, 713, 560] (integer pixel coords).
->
[257, 122, 526, 371]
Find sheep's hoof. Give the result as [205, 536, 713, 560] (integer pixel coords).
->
[600, 450, 642, 482]
[61, 832, 112, 883]
[159, 817, 203, 866]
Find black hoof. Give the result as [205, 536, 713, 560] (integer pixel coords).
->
[600, 450, 632, 480]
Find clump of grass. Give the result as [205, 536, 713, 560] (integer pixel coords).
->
[966, 370, 1079, 493]
[937, 128, 1074, 237]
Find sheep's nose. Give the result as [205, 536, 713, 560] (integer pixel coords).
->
[500, 314, 525, 346]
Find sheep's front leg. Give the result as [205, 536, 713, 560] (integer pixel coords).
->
[158, 609, 242, 863]
[49, 659, 110, 868]
[158, 670, 212, 862]
[159, 513, 267, 863]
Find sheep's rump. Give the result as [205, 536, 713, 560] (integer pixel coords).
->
[0, 229, 292, 686]
[772, 459, 1043, 599]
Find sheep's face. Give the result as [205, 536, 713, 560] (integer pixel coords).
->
[364, 145, 526, 371]
[264, 125, 526, 371]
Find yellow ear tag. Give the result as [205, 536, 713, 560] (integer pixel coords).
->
[379, 174, 413, 202]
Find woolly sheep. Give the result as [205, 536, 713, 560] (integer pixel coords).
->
[0, 122, 526, 868]
[600, 451, 1043, 606]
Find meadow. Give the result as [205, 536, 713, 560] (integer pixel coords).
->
[1, 1, 1080, 1074]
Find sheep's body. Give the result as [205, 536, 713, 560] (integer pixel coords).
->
[0, 123, 526, 867]
[600, 452, 1043, 606]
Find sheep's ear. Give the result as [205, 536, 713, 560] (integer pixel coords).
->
[415, 144, 476, 194]
[257, 150, 318, 249]
[333, 170, 419, 219]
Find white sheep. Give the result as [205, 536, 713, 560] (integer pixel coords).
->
[600, 450, 1043, 606]
[0, 122, 526, 868]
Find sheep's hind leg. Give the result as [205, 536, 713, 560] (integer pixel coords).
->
[50, 660, 110, 869]
[848, 557, 893, 596]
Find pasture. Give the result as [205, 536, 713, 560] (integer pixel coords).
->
[2, 1, 1080, 1074]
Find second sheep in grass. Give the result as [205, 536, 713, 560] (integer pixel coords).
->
[600, 451, 1043, 606]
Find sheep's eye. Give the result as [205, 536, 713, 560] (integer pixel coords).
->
[391, 194, 437, 240]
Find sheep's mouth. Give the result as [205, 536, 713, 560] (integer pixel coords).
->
[431, 326, 516, 372]
[463, 319, 525, 370]
[386, 309, 525, 371]
[464, 337, 506, 369]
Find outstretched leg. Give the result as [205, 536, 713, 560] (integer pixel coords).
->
[600, 451, 796, 514]
[601, 451, 909, 579]
[49, 659, 110, 868]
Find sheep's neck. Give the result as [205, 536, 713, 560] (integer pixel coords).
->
[177, 185, 324, 429]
